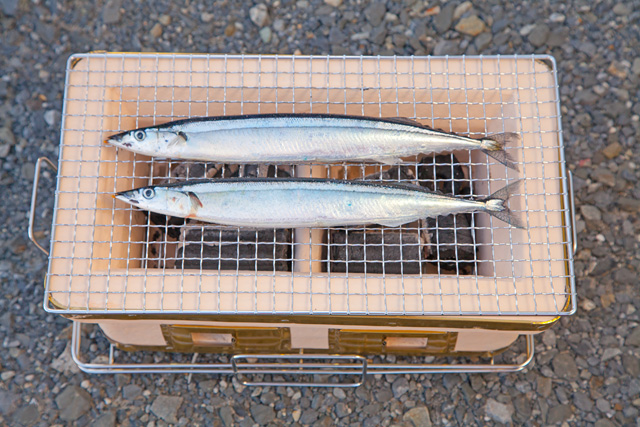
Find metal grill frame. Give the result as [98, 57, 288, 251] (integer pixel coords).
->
[35, 53, 576, 318]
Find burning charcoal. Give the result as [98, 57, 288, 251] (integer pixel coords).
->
[329, 228, 424, 274]
[417, 154, 467, 195]
[174, 227, 293, 271]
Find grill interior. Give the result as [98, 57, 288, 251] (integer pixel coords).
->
[46, 54, 574, 316]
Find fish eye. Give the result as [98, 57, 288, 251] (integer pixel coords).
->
[133, 130, 146, 141]
[142, 188, 155, 199]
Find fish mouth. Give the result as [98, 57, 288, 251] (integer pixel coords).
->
[114, 190, 139, 205]
[105, 131, 129, 147]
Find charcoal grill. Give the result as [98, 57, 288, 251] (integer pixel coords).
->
[29, 53, 576, 386]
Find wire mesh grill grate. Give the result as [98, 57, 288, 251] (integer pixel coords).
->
[44, 53, 575, 317]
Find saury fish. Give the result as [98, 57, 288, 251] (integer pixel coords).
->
[115, 178, 524, 228]
[107, 114, 519, 170]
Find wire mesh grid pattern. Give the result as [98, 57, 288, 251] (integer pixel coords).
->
[45, 53, 575, 317]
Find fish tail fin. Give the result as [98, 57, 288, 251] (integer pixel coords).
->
[480, 132, 520, 171]
[481, 180, 525, 228]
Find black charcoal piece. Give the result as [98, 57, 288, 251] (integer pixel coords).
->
[417, 154, 467, 194]
[363, 165, 415, 183]
[174, 227, 293, 272]
[424, 213, 477, 274]
[329, 229, 423, 274]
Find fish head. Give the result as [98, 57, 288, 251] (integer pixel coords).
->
[107, 127, 187, 156]
[115, 185, 196, 218]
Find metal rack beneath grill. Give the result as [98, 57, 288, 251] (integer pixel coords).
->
[29, 53, 576, 379]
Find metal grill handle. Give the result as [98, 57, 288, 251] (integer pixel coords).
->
[28, 157, 57, 256]
[231, 354, 368, 388]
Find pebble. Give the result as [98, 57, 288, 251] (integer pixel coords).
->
[249, 4, 270, 27]
[122, 384, 141, 400]
[224, 23, 236, 37]
[250, 404, 275, 425]
[12, 404, 39, 426]
[200, 12, 215, 23]
[434, 2, 455, 33]
[453, 1, 473, 20]
[91, 411, 116, 427]
[259, 27, 272, 43]
[520, 23, 536, 36]
[455, 15, 486, 36]
[574, 392, 594, 412]
[150, 395, 183, 424]
[102, 0, 121, 24]
[602, 142, 622, 159]
[403, 406, 432, 427]
[627, 328, 640, 346]
[547, 404, 572, 424]
[1, 371, 15, 381]
[580, 205, 602, 221]
[392, 377, 410, 398]
[44, 110, 61, 127]
[159, 14, 171, 26]
[601, 348, 621, 362]
[149, 23, 162, 38]
[549, 12, 565, 23]
[475, 32, 492, 51]
[0, 0, 18, 16]
[528, 24, 550, 47]
[219, 407, 233, 427]
[333, 388, 346, 400]
[552, 352, 579, 380]
[324, 0, 342, 7]
[364, 2, 386, 26]
[21, 162, 35, 181]
[55, 385, 93, 421]
[596, 398, 611, 413]
[607, 61, 627, 79]
[612, 3, 631, 15]
[484, 398, 513, 424]
[632, 58, 640, 76]
[433, 40, 459, 56]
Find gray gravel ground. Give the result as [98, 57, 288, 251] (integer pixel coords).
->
[1, 0, 640, 425]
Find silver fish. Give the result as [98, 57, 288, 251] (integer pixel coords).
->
[107, 114, 519, 170]
[115, 178, 523, 228]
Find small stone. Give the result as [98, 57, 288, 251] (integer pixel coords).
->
[0, 0, 19, 16]
[455, 15, 486, 36]
[219, 407, 233, 427]
[21, 163, 35, 181]
[299, 409, 319, 425]
[201, 12, 214, 23]
[259, 27, 272, 43]
[250, 404, 275, 426]
[0, 390, 18, 415]
[580, 205, 601, 222]
[596, 398, 611, 413]
[542, 329, 556, 348]
[618, 197, 640, 211]
[607, 62, 627, 79]
[272, 19, 285, 32]
[574, 392, 594, 412]
[335, 402, 350, 418]
[150, 395, 183, 424]
[434, 3, 455, 33]
[547, 404, 572, 424]
[475, 32, 492, 51]
[627, 327, 640, 346]
[51, 343, 80, 374]
[56, 386, 93, 421]
[392, 377, 410, 398]
[433, 40, 459, 56]
[581, 299, 596, 311]
[632, 58, 640, 75]
[612, 3, 631, 15]
[594, 420, 616, 427]
[102, 0, 121, 24]
[453, 1, 472, 20]
[0, 125, 15, 146]
[91, 411, 116, 427]
[547, 27, 569, 47]
[224, 23, 236, 36]
[425, 5, 440, 16]
[122, 384, 141, 400]
[549, 12, 566, 23]
[622, 354, 640, 377]
[249, 4, 270, 27]
[292, 409, 301, 422]
[403, 407, 432, 427]
[601, 348, 621, 362]
[602, 142, 623, 159]
[44, 110, 61, 127]
[528, 24, 550, 47]
[364, 2, 386, 26]
[552, 352, 579, 380]
[324, 0, 342, 7]
[12, 404, 39, 427]
[1, 371, 15, 381]
[159, 14, 171, 26]
[520, 24, 536, 36]
[333, 388, 346, 400]
[484, 398, 513, 424]
[537, 376, 552, 397]
[150, 23, 163, 38]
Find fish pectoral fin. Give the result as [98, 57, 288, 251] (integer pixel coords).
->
[186, 191, 204, 208]
[168, 131, 188, 148]
[370, 156, 404, 165]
